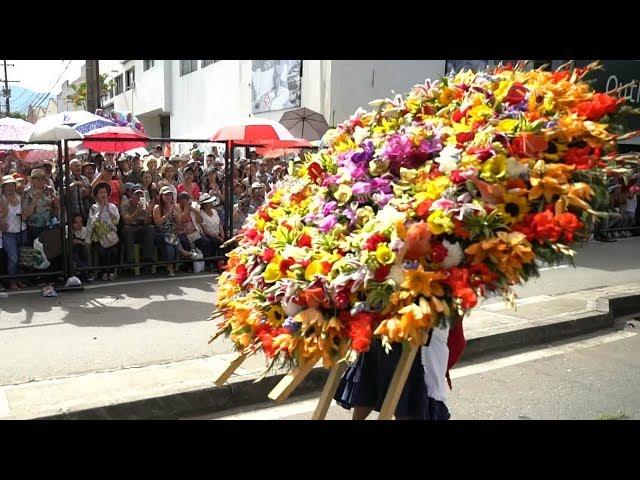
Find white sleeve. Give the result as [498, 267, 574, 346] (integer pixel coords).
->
[420, 323, 450, 402]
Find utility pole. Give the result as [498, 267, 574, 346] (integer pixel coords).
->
[1, 60, 20, 118]
[85, 60, 100, 114]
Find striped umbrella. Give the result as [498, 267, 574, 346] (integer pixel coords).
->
[73, 118, 117, 135]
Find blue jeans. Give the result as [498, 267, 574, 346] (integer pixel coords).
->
[154, 233, 177, 262]
[3, 230, 28, 276]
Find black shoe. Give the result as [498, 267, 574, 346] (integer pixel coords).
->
[595, 236, 617, 242]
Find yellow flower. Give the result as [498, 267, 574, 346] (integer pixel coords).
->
[427, 210, 454, 235]
[496, 193, 530, 225]
[334, 184, 352, 204]
[496, 119, 519, 133]
[401, 267, 446, 297]
[304, 260, 326, 281]
[423, 176, 451, 200]
[375, 244, 395, 265]
[266, 306, 286, 325]
[480, 154, 508, 183]
[263, 263, 282, 283]
[468, 104, 494, 122]
[494, 80, 514, 101]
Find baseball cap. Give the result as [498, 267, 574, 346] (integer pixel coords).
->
[159, 185, 174, 196]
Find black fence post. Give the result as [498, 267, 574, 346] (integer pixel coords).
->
[56, 140, 70, 280]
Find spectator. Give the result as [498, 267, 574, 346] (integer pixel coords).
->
[177, 156, 189, 183]
[177, 166, 201, 200]
[93, 153, 104, 173]
[140, 171, 158, 206]
[153, 145, 163, 158]
[87, 182, 120, 281]
[103, 152, 117, 170]
[232, 195, 250, 235]
[158, 163, 178, 198]
[69, 213, 91, 283]
[0, 151, 8, 176]
[22, 169, 60, 244]
[255, 160, 272, 187]
[81, 162, 98, 184]
[205, 154, 216, 171]
[233, 180, 247, 205]
[198, 193, 224, 255]
[67, 159, 93, 220]
[0, 175, 28, 290]
[177, 191, 212, 261]
[144, 156, 160, 184]
[153, 186, 183, 277]
[41, 160, 57, 188]
[249, 182, 266, 213]
[272, 164, 286, 184]
[92, 164, 124, 208]
[117, 155, 132, 180]
[121, 185, 156, 267]
[123, 155, 143, 184]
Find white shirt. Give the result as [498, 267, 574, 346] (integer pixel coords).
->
[3, 197, 27, 233]
[625, 195, 637, 215]
[420, 323, 450, 402]
[200, 208, 221, 236]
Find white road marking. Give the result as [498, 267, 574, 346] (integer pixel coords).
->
[211, 330, 637, 420]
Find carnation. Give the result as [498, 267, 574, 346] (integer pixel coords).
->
[441, 240, 464, 269]
[435, 145, 462, 174]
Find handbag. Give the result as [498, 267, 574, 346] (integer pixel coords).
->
[99, 230, 119, 248]
[19, 246, 34, 268]
[186, 230, 202, 243]
[164, 233, 179, 246]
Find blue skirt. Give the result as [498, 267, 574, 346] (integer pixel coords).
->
[334, 339, 451, 420]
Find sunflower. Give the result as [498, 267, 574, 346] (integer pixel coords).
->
[496, 193, 530, 225]
[542, 141, 568, 162]
[266, 306, 286, 326]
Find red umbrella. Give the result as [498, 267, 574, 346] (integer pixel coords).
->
[255, 138, 312, 158]
[82, 126, 147, 153]
[210, 117, 295, 145]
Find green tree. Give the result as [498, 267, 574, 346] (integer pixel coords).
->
[66, 75, 115, 109]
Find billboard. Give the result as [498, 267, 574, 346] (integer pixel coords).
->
[251, 60, 301, 114]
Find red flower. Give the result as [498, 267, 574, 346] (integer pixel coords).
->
[555, 212, 583, 243]
[564, 145, 594, 170]
[244, 228, 263, 245]
[257, 208, 271, 221]
[415, 199, 433, 218]
[235, 264, 248, 284]
[575, 93, 618, 121]
[551, 71, 570, 83]
[364, 233, 388, 251]
[531, 211, 561, 243]
[303, 286, 328, 309]
[504, 83, 528, 105]
[339, 311, 375, 353]
[467, 146, 493, 161]
[456, 131, 475, 144]
[469, 263, 499, 287]
[297, 233, 313, 248]
[374, 264, 392, 282]
[452, 107, 469, 123]
[453, 219, 470, 240]
[456, 287, 478, 309]
[334, 288, 350, 310]
[431, 242, 448, 263]
[308, 162, 324, 183]
[262, 248, 276, 263]
[279, 257, 296, 274]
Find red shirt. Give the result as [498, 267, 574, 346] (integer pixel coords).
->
[446, 320, 466, 389]
[109, 180, 122, 206]
[177, 182, 201, 200]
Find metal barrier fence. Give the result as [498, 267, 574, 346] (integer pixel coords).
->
[0, 136, 252, 283]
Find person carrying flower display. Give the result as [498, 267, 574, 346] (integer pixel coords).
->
[210, 62, 639, 419]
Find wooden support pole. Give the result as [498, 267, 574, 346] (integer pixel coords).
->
[311, 360, 348, 420]
[212, 353, 247, 386]
[268, 353, 321, 404]
[378, 337, 423, 420]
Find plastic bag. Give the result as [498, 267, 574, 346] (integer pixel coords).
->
[33, 238, 51, 270]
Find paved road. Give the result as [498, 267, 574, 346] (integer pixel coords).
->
[196, 321, 640, 420]
[1, 237, 639, 387]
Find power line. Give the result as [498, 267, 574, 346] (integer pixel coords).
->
[33, 60, 72, 110]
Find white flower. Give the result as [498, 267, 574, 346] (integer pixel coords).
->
[507, 157, 530, 178]
[282, 300, 303, 317]
[353, 126, 370, 146]
[441, 240, 464, 269]
[376, 205, 406, 229]
[389, 265, 405, 286]
[435, 145, 462, 174]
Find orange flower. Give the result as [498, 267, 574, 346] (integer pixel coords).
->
[465, 232, 535, 284]
[528, 160, 572, 203]
[401, 266, 446, 297]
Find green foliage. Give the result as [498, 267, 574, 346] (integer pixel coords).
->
[466, 211, 508, 240]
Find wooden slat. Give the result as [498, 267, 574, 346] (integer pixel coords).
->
[378, 336, 424, 420]
[311, 361, 348, 420]
[212, 353, 247, 386]
[268, 354, 321, 404]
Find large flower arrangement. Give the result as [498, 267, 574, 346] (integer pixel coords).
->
[211, 62, 636, 372]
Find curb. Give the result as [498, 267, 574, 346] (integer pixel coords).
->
[39, 293, 640, 420]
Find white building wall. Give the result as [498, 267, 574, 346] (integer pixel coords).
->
[328, 60, 446, 126]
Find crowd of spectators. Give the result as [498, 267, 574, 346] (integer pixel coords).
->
[0, 145, 292, 290]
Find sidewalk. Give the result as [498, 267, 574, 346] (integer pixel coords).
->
[2, 282, 639, 420]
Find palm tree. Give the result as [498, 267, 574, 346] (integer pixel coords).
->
[66, 82, 87, 109]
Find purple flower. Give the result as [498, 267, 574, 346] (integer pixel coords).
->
[342, 159, 368, 180]
[343, 207, 357, 227]
[381, 134, 413, 160]
[322, 201, 338, 216]
[352, 182, 372, 196]
[283, 317, 299, 332]
[318, 214, 337, 233]
[418, 137, 443, 155]
[403, 260, 420, 270]
[350, 141, 374, 165]
[373, 192, 394, 207]
[370, 177, 391, 193]
[322, 174, 341, 187]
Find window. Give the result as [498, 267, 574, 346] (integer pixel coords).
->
[180, 60, 198, 76]
[202, 60, 218, 67]
[143, 60, 155, 71]
[125, 68, 135, 90]
[114, 75, 123, 95]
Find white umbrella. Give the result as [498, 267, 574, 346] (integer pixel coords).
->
[0, 117, 35, 149]
[29, 124, 83, 142]
[124, 146, 149, 157]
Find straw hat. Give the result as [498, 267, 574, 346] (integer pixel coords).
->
[92, 182, 112, 197]
[1, 175, 17, 187]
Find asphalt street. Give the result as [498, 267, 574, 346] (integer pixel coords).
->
[1, 237, 639, 387]
[195, 320, 640, 420]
